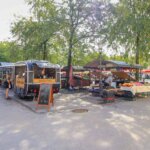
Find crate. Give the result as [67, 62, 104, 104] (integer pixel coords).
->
[102, 89, 115, 103]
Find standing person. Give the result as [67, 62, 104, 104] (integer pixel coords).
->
[4, 76, 12, 100]
[142, 73, 146, 82]
[40, 68, 46, 79]
[104, 73, 113, 87]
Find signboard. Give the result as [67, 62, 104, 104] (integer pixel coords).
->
[33, 78, 56, 84]
[36, 83, 53, 112]
[16, 78, 25, 88]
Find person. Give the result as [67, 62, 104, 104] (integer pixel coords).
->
[142, 73, 146, 82]
[103, 73, 113, 87]
[4, 76, 12, 100]
[39, 68, 46, 79]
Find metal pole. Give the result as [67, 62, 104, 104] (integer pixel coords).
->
[99, 49, 103, 96]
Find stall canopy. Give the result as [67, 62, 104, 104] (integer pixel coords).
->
[112, 71, 136, 81]
[142, 69, 150, 73]
[34, 61, 60, 69]
[15, 60, 60, 69]
[0, 62, 14, 67]
[62, 66, 86, 72]
[84, 59, 142, 70]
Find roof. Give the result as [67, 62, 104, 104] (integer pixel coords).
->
[84, 59, 141, 69]
[106, 60, 130, 67]
[142, 69, 150, 73]
[15, 60, 60, 69]
[112, 71, 135, 81]
[130, 64, 143, 69]
[62, 66, 86, 71]
[0, 62, 14, 67]
[84, 59, 101, 69]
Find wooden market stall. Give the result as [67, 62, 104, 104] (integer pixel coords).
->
[61, 66, 91, 89]
[85, 59, 150, 99]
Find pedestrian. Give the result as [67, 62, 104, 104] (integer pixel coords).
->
[4, 76, 12, 100]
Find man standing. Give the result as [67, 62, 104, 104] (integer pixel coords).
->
[104, 73, 113, 87]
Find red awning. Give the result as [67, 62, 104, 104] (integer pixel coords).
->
[142, 70, 150, 73]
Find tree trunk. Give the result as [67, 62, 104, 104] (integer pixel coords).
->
[135, 33, 140, 80]
[66, 36, 73, 88]
[43, 41, 47, 60]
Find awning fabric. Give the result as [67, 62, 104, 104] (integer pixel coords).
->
[35, 62, 60, 69]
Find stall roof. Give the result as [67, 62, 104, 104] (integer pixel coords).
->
[0, 62, 14, 67]
[15, 60, 60, 69]
[105, 60, 130, 68]
[142, 69, 150, 73]
[84, 59, 141, 69]
[84, 59, 100, 69]
[62, 66, 86, 71]
[112, 71, 136, 81]
[130, 64, 143, 69]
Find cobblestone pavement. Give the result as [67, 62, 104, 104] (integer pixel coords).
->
[0, 88, 150, 150]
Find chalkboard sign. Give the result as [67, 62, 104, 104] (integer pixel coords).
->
[36, 83, 53, 111]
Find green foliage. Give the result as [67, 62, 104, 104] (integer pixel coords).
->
[11, 0, 111, 67]
[1, 0, 148, 69]
[11, 0, 64, 60]
[0, 41, 24, 62]
[106, 0, 150, 66]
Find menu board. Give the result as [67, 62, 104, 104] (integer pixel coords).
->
[38, 83, 52, 105]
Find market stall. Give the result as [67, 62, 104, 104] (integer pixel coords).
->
[141, 69, 150, 83]
[120, 82, 150, 97]
[111, 71, 136, 88]
[61, 66, 91, 89]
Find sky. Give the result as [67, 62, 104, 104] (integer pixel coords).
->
[0, 0, 30, 41]
[0, 0, 118, 42]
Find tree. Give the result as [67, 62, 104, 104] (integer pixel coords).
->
[11, 0, 63, 60]
[106, 0, 150, 79]
[60, 0, 111, 87]
[0, 41, 23, 62]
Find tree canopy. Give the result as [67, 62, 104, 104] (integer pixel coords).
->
[0, 0, 149, 71]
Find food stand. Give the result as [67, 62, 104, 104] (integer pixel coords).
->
[120, 82, 150, 98]
[85, 59, 147, 100]
[141, 69, 150, 83]
[14, 60, 61, 98]
[61, 66, 91, 89]
[84, 60, 137, 87]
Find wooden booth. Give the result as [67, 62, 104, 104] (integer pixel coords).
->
[61, 66, 91, 89]
[84, 59, 142, 87]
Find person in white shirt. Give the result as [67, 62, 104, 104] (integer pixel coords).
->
[142, 73, 146, 82]
[104, 73, 113, 87]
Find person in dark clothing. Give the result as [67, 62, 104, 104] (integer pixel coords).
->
[4, 77, 12, 100]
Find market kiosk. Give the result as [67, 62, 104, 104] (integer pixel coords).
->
[120, 84, 150, 96]
[14, 60, 61, 98]
[61, 66, 91, 89]
[85, 59, 146, 99]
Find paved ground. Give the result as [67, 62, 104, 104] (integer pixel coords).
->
[0, 88, 150, 150]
